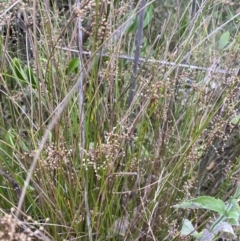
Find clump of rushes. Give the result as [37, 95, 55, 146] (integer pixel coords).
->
[0, 0, 240, 240]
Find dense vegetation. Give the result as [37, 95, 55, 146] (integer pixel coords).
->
[0, 0, 240, 240]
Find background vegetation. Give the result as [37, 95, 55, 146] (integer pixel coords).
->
[0, 0, 240, 240]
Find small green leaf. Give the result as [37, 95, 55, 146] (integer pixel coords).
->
[25, 66, 37, 88]
[126, 5, 154, 34]
[229, 198, 240, 214]
[227, 217, 239, 226]
[225, 203, 240, 225]
[126, 14, 138, 34]
[236, 34, 240, 43]
[180, 219, 199, 237]
[143, 5, 154, 29]
[232, 185, 240, 199]
[11, 58, 28, 86]
[219, 31, 230, 50]
[27, 185, 35, 191]
[230, 115, 240, 125]
[65, 58, 79, 75]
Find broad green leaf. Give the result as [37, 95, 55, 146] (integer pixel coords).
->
[174, 196, 226, 215]
[219, 31, 230, 50]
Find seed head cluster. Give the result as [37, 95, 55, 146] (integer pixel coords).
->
[73, 0, 111, 46]
[0, 212, 31, 241]
[82, 131, 127, 174]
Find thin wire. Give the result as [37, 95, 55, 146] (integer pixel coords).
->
[56, 46, 240, 76]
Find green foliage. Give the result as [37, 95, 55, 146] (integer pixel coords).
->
[174, 196, 226, 215]
[174, 187, 240, 240]
[231, 114, 240, 125]
[24, 66, 38, 88]
[126, 4, 154, 34]
[218, 31, 230, 50]
[65, 58, 79, 75]
[4, 58, 38, 88]
[10, 58, 27, 87]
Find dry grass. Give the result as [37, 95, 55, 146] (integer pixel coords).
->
[0, 0, 240, 240]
